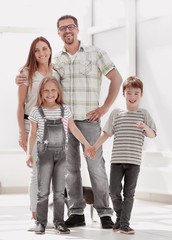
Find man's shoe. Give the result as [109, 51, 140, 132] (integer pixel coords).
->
[65, 214, 86, 228]
[120, 225, 135, 234]
[100, 216, 115, 229]
[55, 222, 70, 234]
[112, 221, 120, 232]
[34, 223, 45, 234]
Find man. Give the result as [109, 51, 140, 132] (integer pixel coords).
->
[16, 15, 122, 229]
[55, 15, 122, 229]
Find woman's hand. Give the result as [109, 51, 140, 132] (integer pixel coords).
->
[19, 131, 28, 152]
[26, 154, 33, 168]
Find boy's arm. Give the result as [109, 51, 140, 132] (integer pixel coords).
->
[136, 121, 156, 138]
[93, 131, 110, 150]
[26, 121, 37, 168]
[68, 117, 96, 159]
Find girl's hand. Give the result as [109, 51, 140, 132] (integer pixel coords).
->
[26, 155, 33, 168]
[19, 131, 28, 152]
[84, 145, 97, 160]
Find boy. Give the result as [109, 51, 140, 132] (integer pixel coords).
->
[91, 76, 157, 234]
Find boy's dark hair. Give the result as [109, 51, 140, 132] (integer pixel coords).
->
[57, 15, 78, 28]
[123, 76, 143, 93]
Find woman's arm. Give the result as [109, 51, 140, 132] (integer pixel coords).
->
[26, 120, 37, 168]
[17, 84, 28, 151]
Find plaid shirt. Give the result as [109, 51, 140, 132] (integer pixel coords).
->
[53, 42, 116, 120]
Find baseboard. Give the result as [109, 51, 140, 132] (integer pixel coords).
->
[0, 186, 28, 194]
[136, 191, 172, 204]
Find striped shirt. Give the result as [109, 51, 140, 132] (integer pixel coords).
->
[28, 104, 72, 143]
[103, 108, 157, 165]
[53, 41, 116, 120]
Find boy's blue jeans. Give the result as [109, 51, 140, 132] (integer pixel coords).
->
[110, 163, 140, 226]
[66, 119, 113, 217]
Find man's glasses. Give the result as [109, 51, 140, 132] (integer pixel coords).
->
[58, 24, 77, 32]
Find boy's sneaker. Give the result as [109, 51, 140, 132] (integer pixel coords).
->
[34, 223, 45, 234]
[120, 225, 135, 234]
[55, 222, 70, 234]
[65, 214, 86, 227]
[27, 219, 37, 231]
[100, 216, 115, 229]
[112, 221, 120, 232]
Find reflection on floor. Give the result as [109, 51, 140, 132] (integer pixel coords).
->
[0, 194, 172, 240]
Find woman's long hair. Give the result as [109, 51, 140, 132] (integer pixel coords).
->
[36, 76, 65, 106]
[21, 36, 52, 88]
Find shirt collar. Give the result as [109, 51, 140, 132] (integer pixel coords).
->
[61, 41, 87, 54]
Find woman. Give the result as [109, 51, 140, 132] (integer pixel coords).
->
[17, 36, 59, 231]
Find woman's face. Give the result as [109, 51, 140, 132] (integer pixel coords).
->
[34, 41, 51, 65]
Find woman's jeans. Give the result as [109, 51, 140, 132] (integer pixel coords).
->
[110, 163, 140, 226]
[66, 119, 113, 217]
[24, 120, 37, 212]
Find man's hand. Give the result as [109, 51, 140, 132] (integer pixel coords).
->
[87, 105, 108, 122]
[15, 73, 27, 86]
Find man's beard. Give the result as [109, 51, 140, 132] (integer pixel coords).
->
[64, 34, 74, 45]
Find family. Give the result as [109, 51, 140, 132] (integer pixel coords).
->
[16, 15, 156, 235]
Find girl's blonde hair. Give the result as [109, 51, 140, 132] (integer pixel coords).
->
[20, 36, 52, 88]
[36, 76, 65, 106]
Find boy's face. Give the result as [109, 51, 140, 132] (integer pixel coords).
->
[123, 87, 143, 111]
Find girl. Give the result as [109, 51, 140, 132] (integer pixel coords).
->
[17, 36, 60, 230]
[26, 76, 93, 234]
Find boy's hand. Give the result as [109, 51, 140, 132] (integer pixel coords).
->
[26, 155, 33, 168]
[136, 121, 146, 130]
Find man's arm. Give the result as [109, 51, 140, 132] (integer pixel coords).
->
[87, 69, 122, 121]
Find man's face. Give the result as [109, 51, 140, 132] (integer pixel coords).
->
[58, 18, 79, 45]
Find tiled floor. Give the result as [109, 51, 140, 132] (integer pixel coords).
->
[0, 194, 172, 240]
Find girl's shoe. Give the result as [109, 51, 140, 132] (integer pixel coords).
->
[27, 219, 37, 231]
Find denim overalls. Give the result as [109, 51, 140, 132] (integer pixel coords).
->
[36, 104, 66, 227]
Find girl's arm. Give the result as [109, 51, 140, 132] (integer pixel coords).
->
[17, 84, 28, 152]
[136, 121, 156, 138]
[68, 117, 96, 159]
[26, 121, 37, 168]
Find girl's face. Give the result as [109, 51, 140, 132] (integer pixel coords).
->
[42, 81, 58, 104]
[123, 87, 143, 111]
[34, 41, 51, 65]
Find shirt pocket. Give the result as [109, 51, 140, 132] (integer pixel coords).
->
[79, 60, 92, 75]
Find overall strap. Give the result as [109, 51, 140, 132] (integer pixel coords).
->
[60, 103, 64, 118]
[38, 106, 46, 120]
